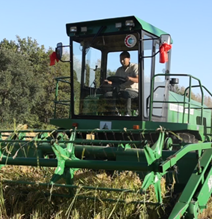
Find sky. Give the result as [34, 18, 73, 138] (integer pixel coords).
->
[1, 0, 212, 92]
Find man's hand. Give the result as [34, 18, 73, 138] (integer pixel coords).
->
[104, 79, 112, 85]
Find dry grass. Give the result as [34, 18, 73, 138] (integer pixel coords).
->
[1, 165, 212, 218]
[198, 197, 212, 219]
[1, 124, 37, 140]
[0, 165, 173, 219]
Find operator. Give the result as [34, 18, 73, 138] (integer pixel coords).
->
[105, 51, 139, 116]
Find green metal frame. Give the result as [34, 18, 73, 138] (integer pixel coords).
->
[1, 127, 212, 218]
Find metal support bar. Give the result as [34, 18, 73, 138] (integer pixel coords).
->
[160, 142, 212, 173]
[168, 148, 212, 219]
[0, 157, 152, 172]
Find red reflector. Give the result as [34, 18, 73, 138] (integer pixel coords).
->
[159, 43, 172, 63]
[49, 52, 59, 66]
[133, 125, 139, 130]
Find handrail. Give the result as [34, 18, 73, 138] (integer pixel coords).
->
[149, 74, 211, 128]
[54, 77, 71, 118]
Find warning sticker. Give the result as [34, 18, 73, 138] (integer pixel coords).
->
[100, 121, 112, 130]
[124, 35, 137, 48]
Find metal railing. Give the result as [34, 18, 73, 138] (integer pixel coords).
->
[149, 74, 212, 129]
[54, 77, 71, 118]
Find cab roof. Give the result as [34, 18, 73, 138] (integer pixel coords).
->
[66, 15, 172, 40]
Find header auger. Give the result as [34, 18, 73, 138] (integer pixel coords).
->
[1, 16, 212, 218]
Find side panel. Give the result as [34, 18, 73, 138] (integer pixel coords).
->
[167, 91, 211, 133]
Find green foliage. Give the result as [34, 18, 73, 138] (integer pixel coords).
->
[85, 63, 90, 87]
[0, 36, 71, 128]
[0, 36, 122, 128]
[32, 52, 70, 124]
[0, 44, 40, 127]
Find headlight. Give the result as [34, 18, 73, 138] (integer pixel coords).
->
[115, 22, 122, 28]
[125, 20, 135, 27]
[70, 26, 77, 32]
[81, 26, 87, 32]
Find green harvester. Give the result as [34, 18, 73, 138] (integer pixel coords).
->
[1, 16, 212, 218]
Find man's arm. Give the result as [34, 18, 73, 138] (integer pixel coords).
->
[128, 75, 138, 83]
[128, 64, 138, 83]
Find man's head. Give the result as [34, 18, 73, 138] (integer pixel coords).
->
[120, 51, 130, 67]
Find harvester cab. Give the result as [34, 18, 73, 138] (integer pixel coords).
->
[51, 16, 174, 129]
[1, 16, 212, 219]
[51, 16, 212, 143]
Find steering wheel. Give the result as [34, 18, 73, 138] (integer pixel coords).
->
[107, 76, 128, 86]
[98, 76, 128, 95]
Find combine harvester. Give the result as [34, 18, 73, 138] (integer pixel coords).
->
[1, 16, 212, 218]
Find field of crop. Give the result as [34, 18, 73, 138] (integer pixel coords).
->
[0, 165, 211, 219]
[0, 166, 167, 219]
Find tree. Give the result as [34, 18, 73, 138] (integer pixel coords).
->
[0, 46, 41, 127]
[0, 36, 74, 128]
[35, 51, 71, 124]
